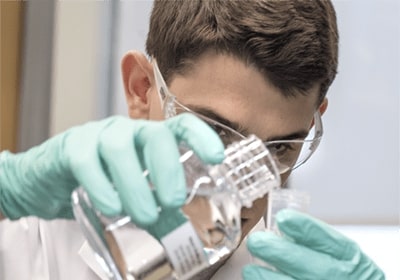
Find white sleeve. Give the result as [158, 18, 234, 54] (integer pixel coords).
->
[0, 218, 101, 280]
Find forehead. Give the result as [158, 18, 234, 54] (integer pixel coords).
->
[167, 53, 319, 140]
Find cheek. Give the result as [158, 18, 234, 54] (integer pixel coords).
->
[148, 89, 165, 120]
[148, 106, 164, 121]
[239, 169, 292, 239]
[240, 196, 268, 238]
[280, 171, 292, 186]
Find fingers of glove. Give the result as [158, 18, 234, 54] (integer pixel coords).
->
[66, 121, 122, 217]
[276, 209, 359, 260]
[98, 118, 159, 225]
[164, 113, 225, 164]
[242, 264, 294, 280]
[134, 120, 186, 208]
[246, 231, 349, 279]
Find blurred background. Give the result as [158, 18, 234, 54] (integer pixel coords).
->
[2, 0, 398, 225]
[1, 0, 398, 242]
[1, 0, 399, 278]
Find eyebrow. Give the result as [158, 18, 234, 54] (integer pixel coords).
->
[267, 130, 310, 142]
[187, 105, 310, 142]
[186, 105, 249, 135]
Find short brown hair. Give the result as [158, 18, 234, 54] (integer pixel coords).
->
[146, 0, 338, 105]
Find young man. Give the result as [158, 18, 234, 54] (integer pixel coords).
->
[0, 0, 384, 279]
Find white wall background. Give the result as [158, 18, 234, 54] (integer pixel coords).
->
[50, 0, 115, 135]
[290, 0, 399, 224]
[49, 0, 399, 224]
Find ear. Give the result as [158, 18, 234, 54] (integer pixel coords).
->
[121, 51, 153, 119]
[318, 97, 328, 116]
[310, 98, 328, 129]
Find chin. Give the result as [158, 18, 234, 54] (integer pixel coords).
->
[239, 195, 268, 242]
[239, 218, 257, 242]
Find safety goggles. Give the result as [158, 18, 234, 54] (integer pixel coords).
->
[152, 59, 323, 174]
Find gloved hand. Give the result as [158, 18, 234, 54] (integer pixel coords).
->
[243, 209, 385, 280]
[0, 113, 225, 224]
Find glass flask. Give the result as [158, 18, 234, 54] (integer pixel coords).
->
[72, 135, 281, 280]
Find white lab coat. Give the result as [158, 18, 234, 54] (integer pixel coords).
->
[0, 217, 262, 280]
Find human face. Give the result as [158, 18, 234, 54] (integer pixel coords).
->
[153, 58, 323, 176]
[149, 51, 321, 238]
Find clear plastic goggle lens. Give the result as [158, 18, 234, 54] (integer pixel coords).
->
[173, 100, 245, 147]
[152, 58, 323, 175]
[175, 98, 322, 174]
[266, 139, 316, 174]
[265, 113, 322, 174]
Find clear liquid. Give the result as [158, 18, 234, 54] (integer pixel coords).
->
[72, 135, 280, 280]
[73, 150, 244, 279]
[179, 149, 243, 263]
[181, 190, 242, 265]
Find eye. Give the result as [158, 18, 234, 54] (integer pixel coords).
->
[207, 123, 226, 137]
[267, 142, 295, 157]
[206, 124, 242, 146]
[266, 141, 306, 169]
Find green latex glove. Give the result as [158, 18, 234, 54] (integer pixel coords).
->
[243, 209, 385, 280]
[0, 113, 224, 224]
